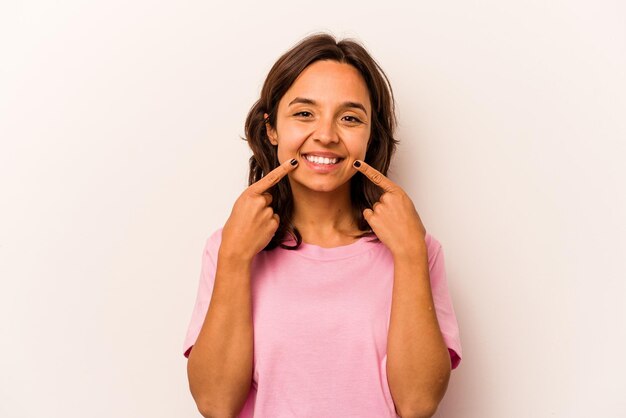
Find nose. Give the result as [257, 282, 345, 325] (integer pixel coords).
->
[313, 115, 339, 145]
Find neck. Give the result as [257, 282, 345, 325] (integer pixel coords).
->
[289, 179, 362, 246]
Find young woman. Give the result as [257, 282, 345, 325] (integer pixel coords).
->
[183, 33, 462, 418]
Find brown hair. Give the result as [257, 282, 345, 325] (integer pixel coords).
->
[243, 33, 398, 250]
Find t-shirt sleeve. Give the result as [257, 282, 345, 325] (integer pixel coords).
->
[182, 228, 222, 358]
[426, 233, 463, 369]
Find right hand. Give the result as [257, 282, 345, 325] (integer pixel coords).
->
[219, 158, 299, 262]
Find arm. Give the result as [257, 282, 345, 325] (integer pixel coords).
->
[386, 246, 451, 418]
[186, 158, 298, 417]
[352, 160, 453, 417]
[186, 250, 254, 418]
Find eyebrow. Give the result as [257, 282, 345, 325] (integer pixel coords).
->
[287, 97, 368, 115]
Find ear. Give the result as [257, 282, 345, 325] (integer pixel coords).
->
[264, 113, 278, 146]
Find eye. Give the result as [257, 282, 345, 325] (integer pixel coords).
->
[294, 111, 313, 118]
[343, 115, 363, 124]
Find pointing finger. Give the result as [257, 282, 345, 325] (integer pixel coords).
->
[261, 192, 272, 206]
[248, 158, 298, 194]
[352, 160, 398, 193]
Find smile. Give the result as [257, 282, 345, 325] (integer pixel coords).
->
[302, 154, 343, 165]
[301, 153, 345, 173]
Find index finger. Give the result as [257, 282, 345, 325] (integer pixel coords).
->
[352, 160, 399, 193]
[248, 158, 298, 194]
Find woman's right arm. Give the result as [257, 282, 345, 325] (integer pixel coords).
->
[186, 157, 298, 417]
[187, 250, 254, 418]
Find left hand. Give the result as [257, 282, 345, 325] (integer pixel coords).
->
[353, 160, 427, 258]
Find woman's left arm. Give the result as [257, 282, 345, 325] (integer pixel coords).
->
[387, 248, 451, 418]
[353, 160, 451, 418]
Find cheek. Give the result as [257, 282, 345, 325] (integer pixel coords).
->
[276, 127, 309, 152]
[276, 140, 306, 164]
[345, 133, 370, 159]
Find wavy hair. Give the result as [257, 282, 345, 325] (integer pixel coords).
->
[243, 33, 398, 250]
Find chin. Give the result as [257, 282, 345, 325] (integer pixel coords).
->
[302, 180, 347, 193]
[309, 185, 338, 193]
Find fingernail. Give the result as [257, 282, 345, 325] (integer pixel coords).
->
[290, 158, 298, 166]
[353, 160, 361, 168]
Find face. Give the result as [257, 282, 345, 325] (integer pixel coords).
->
[265, 60, 372, 193]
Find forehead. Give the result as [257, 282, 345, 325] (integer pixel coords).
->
[279, 60, 371, 112]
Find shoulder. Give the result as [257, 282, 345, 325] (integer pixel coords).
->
[424, 231, 444, 266]
[424, 231, 442, 251]
[203, 226, 224, 257]
[207, 226, 224, 243]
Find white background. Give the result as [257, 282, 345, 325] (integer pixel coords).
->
[1, 1, 625, 417]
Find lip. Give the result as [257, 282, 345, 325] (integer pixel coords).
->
[301, 154, 344, 173]
[301, 151, 345, 159]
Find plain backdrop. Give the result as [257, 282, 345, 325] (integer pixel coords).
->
[1, 1, 625, 417]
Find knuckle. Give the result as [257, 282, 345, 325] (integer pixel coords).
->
[245, 188, 259, 199]
[238, 193, 252, 206]
[266, 172, 279, 185]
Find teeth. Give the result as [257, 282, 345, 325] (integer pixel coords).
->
[304, 155, 339, 165]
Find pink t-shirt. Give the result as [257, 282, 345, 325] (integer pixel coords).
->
[183, 227, 462, 417]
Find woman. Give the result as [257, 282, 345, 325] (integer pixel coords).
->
[183, 33, 462, 417]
